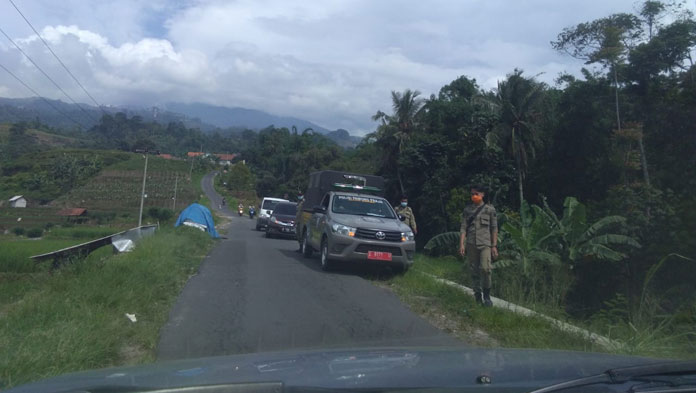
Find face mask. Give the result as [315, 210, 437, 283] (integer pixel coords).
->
[471, 195, 483, 204]
[298, 196, 303, 201]
[400, 202, 408, 207]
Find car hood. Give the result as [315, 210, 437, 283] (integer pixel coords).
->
[271, 214, 296, 223]
[6, 347, 660, 392]
[333, 214, 410, 232]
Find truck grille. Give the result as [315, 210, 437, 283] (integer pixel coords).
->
[355, 244, 402, 256]
[355, 228, 402, 242]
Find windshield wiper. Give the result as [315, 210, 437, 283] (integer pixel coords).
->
[530, 360, 696, 393]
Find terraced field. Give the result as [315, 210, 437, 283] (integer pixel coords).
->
[53, 163, 202, 215]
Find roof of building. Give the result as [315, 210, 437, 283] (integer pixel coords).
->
[215, 153, 237, 161]
[159, 153, 174, 159]
[187, 152, 204, 157]
[9, 195, 24, 202]
[57, 208, 87, 216]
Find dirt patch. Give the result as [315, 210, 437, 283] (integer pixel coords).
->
[119, 344, 147, 364]
[375, 282, 499, 347]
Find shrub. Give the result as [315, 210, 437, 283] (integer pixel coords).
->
[148, 207, 174, 222]
[12, 227, 25, 236]
[44, 222, 55, 230]
[26, 228, 43, 238]
[89, 211, 116, 225]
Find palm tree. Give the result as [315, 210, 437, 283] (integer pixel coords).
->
[487, 70, 545, 208]
[371, 89, 425, 194]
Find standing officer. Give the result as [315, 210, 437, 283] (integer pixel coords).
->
[295, 192, 304, 252]
[459, 185, 498, 307]
[394, 195, 417, 235]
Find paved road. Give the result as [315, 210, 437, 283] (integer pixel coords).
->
[157, 172, 458, 360]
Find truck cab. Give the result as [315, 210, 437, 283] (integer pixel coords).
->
[297, 171, 415, 272]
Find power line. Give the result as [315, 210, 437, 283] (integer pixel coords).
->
[0, 25, 99, 123]
[7, 0, 105, 113]
[0, 61, 88, 129]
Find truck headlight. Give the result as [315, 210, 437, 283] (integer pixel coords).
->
[331, 223, 356, 237]
[401, 231, 414, 242]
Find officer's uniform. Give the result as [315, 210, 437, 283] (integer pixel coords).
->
[394, 205, 417, 233]
[295, 199, 304, 243]
[460, 203, 498, 292]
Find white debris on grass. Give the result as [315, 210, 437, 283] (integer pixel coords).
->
[125, 313, 137, 323]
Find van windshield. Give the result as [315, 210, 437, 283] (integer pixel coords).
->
[273, 203, 297, 215]
[262, 200, 282, 210]
[331, 195, 396, 218]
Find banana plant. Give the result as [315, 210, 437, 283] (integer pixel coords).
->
[494, 200, 562, 275]
[539, 197, 641, 266]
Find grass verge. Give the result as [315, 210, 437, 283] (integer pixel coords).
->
[386, 259, 604, 352]
[0, 226, 214, 389]
[386, 254, 693, 359]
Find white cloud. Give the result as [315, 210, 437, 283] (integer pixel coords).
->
[0, 0, 694, 134]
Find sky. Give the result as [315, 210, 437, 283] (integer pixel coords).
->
[0, 0, 694, 135]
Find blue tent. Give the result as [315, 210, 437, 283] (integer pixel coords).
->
[174, 203, 219, 238]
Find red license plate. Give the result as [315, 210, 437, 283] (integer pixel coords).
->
[368, 251, 392, 261]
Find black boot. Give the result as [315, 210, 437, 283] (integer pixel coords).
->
[474, 291, 483, 305]
[483, 288, 493, 307]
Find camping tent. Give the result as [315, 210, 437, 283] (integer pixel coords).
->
[174, 203, 219, 238]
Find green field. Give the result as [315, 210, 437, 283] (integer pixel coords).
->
[0, 226, 214, 389]
[1, 149, 209, 232]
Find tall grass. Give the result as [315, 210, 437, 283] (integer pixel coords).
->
[0, 239, 78, 273]
[0, 227, 213, 389]
[44, 226, 121, 240]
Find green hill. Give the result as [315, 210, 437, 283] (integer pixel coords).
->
[53, 154, 202, 217]
[0, 123, 86, 149]
[0, 149, 207, 231]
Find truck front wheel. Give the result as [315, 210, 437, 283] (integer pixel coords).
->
[302, 231, 313, 258]
[320, 238, 332, 271]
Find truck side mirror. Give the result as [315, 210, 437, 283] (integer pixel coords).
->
[313, 205, 326, 214]
[398, 214, 406, 221]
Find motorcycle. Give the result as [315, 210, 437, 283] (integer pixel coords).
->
[249, 207, 256, 219]
[238, 207, 244, 216]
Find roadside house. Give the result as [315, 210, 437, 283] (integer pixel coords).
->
[9, 195, 27, 208]
[215, 153, 237, 166]
[57, 208, 88, 223]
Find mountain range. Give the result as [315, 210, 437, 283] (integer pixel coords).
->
[0, 97, 362, 148]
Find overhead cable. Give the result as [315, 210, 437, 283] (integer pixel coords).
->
[7, 0, 105, 113]
[0, 61, 88, 129]
[0, 25, 99, 123]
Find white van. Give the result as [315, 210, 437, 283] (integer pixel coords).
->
[255, 197, 289, 231]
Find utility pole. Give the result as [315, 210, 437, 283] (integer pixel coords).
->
[172, 174, 178, 211]
[137, 149, 150, 227]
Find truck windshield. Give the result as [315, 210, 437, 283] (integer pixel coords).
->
[331, 195, 396, 218]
